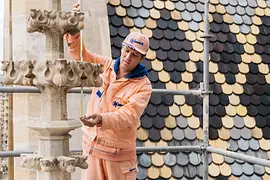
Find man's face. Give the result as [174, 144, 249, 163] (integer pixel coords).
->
[120, 46, 143, 72]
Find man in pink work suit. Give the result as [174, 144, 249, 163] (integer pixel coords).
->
[66, 4, 152, 180]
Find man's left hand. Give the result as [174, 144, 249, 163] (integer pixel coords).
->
[80, 114, 102, 127]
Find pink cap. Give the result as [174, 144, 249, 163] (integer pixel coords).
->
[122, 32, 149, 55]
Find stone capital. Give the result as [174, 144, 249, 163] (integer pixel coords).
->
[21, 154, 88, 173]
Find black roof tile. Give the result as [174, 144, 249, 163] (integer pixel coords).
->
[148, 127, 161, 142]
[247, 104, 258, 116]
[209, 126, 219, 140]
[153, 115, 165, 129]
[141, 114, 153, 129]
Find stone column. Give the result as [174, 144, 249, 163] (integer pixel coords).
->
[1, 1, 104, 179]
[1, 58, 103, 180]
[3, 0, 111, 179]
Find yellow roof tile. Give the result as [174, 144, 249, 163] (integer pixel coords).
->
[208, 163, 220, 177]
[165, 115, 177, 129]
[186, 61, 197, 73]
[235, 73, 246, 84]
[147, 166, 160, 179]
[235, 104, 247, 117]
[178, 21, 189, 31]
[225, 104, 237, 117]
[196, 128, 204, 140]
[152, 59, 163, 72]
[232, 83, 244, 95]
[181, 71, 193, 83]
[165, 1, 174, 11]
[243, 116, 256, 129]
[209, 61, 218, 74]
[154, 0, 165, 10]
[214, 72, 226, 84]
[171, 10, 182, 21]
[115, 5, 126, 17]
[166, 81, 177, 90]
[145, 18, 157, 29]
[160, 128, 173, 141]
[222, 116, 234, 129]
[188, 115, 200, 129]
[258, 63, 270, 74]
[137, 127, 148, 141]
[250, 53, 262, 64]
[252, 127, 263, 139]
[150, 8, 161, 19]
[230, 24, 240, 34]
[174, 95, 185, 106]
[238, 62, 249, 74]
[221, 83, 233, 95]
[180, 104, 193, 117]
[218, 127, 231, 141]
[220, 163, 232, 177]
[259, 138, 270, 151]
[160, 165, 172, 179]
[123, 16, 134, 27]
[169, 104, 181, 117]
[159, 70, 171, 83]
[151, 153, 164, 167]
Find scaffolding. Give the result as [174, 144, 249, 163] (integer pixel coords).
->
[1, 0, 270, 180]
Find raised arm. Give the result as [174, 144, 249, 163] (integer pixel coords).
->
[66, 33, 112, 70]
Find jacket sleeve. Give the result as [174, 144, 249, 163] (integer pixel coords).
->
[66, 33, 112, 70]
[99, 80, 152, 131]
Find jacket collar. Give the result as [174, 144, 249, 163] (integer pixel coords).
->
[113, 57, 148, 79]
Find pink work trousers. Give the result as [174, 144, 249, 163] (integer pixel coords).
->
[81, 155, 137, 180]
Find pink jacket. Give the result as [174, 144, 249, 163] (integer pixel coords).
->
[67, 34, 152, 155]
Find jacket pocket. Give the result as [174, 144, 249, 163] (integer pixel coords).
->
[120, 160, 137, 180]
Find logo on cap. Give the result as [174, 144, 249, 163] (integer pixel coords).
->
[130, 38, 144, 46]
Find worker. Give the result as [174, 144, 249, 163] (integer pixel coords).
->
[66, 3, 152, 180]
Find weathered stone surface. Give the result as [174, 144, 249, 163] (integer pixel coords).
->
[1, 60, 103, 88]
[27, 10, 84, 35]
[21, 154, 87, 173]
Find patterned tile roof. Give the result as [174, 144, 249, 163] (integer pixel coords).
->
[107, 0, 270, 179]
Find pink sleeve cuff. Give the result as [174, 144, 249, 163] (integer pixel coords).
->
[99, 113, 110, 130]
[67, 33, 80, 44]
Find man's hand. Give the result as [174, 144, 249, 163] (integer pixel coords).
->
[80, 114, 102, 127]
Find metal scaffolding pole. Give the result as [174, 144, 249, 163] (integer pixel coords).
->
[136, 146, 201, 153]
[201, 0, 211, 179]
[3, 146, 270, 168]
[0, 86, 202, 96]
[207, 146, 270, 168]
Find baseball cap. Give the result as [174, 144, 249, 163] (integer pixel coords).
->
[122, 32, 149, 55]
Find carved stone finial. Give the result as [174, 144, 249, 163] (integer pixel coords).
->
[27, 9, 84, 35]
[1, 60, 103, 88]
[20, 154, 88, 173]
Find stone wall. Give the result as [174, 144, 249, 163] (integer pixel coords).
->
[1, 0, 111, 179]
[0, 94, 8, 180]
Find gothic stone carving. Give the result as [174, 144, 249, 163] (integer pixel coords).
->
[1, 60, 103, 88]
[27, 9, 84, 35]
[21, 155, 88, 173]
